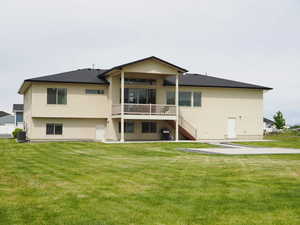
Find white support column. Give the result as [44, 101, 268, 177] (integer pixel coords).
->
[175, 73, 179, 141]
[120, 71, 125, 142]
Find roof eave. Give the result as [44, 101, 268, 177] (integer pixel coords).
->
[18, 81, 31, 94]
[25, 79, 109, 85]
[163, 83, 273, 90]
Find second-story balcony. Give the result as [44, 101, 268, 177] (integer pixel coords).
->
[112, 104, 176, 117]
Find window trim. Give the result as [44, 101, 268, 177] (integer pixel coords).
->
[47, 88, 67, 105]
[46, 123, 63, 135]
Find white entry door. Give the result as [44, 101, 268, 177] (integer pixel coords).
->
[227, 118, 236, 139]
[96, 124, 105, 141]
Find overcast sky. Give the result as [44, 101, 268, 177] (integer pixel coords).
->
[1, 0, 299, 124]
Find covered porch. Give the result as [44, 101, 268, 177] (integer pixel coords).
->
[103, 56, 190, 142]
[110, 119, 176, 142]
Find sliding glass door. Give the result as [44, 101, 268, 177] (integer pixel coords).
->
[124, 88, 156, 104]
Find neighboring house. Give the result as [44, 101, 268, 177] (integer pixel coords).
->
[0, 114, 15, 137]
[18, 56, 272, 142]
[13, 104, 24, 128]
[263, 118, 276, 133]
[0, 111, 10, 118]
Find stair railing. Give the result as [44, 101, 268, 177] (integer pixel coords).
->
[178, 114, 197, 139]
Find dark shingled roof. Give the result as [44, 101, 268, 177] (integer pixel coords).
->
[164, 73, 272, 90]
[0, 111, 10, 118]
[264, 118, 275, 124]
[25, 69, 109, 85]
[21, 58, 272, 91]
[13, 104, 24, 111]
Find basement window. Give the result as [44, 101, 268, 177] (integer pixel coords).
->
[142, 122, 157, 133]
[118, 121, 134, 133]
[46, 123, 63, 135]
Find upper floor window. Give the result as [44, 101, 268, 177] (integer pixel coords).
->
[123, 88, 156, 104]
[124, 78, 156, 85]
[86, 89, 104, 95]
[179, 92, 192, 106]
[193, 92, 202, 107]
[166, 91, 202, 107]
[166, 92, 175, 105]
[47, 88, 67, 104]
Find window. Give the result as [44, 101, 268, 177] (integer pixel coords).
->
[118, 121, 134, 133]
[123, 88, 156, 104]
[193, 92, 202, 107]
[166, 91, 201, 107]
[16, 112, 23, 123]
[124, 78, 156, 85]
[46, 124, 63, 135]
[86, 89, 104, 94]
[167, 91, 175, 105]
[142, 122, 157, 133]
[47, 88, 67, 104]
[179, 92, 192, 106]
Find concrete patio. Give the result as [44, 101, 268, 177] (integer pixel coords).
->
[178, 143, 300, 155]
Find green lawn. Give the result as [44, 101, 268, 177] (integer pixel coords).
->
[236, 135, 300, 149]
[0, 139, 300, 225]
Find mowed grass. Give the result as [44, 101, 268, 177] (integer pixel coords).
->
[0, 139, 300, 225]
[236, 135, 300, 149]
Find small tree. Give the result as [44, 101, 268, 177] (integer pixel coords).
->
[273, 111, 286, 129]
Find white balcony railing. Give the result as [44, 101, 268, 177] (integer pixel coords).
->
[112, 104, 176, 116]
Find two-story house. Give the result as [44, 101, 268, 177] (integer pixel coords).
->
[18, 56, 272, 142]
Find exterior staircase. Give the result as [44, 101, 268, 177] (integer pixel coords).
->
[167, 115, 197, 140]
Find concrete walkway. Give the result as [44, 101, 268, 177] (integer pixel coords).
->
[104, 139, 270, 144]
[178, 143, 300, 155]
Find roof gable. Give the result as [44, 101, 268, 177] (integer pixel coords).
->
[99, 56, 188, 77]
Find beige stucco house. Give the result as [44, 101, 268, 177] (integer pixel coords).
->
[18, 56, 272, 142]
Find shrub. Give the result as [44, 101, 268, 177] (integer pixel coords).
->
[12, 128, 23, 139]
